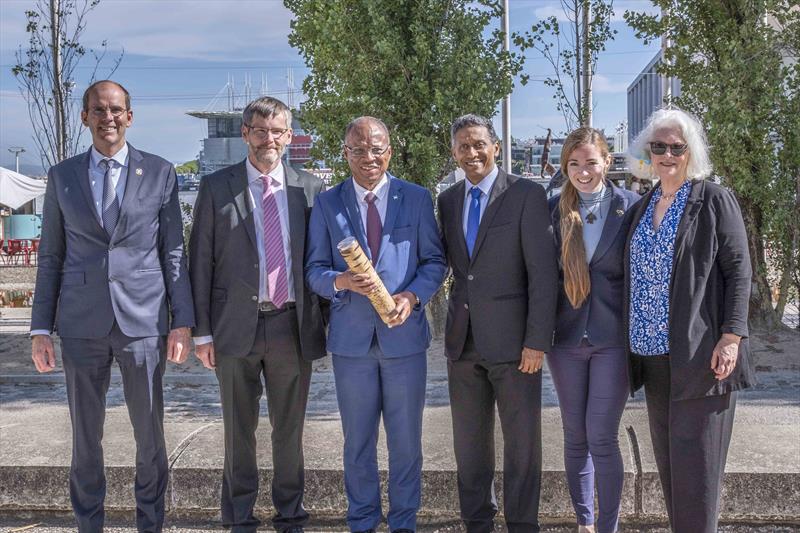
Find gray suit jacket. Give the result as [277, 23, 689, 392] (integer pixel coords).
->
[188, 160, 327, 360]
[437, 169, 558, 362]
[31, 145, 195, 338]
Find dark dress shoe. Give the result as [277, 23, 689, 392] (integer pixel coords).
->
[283, 527, 305, 533]
[392, 530, 414, 533]
[352, 530, 376, 533]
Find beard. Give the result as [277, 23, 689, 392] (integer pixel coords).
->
[253, 146, 282, 168]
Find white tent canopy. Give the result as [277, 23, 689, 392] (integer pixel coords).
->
[0, 167, 47, 210]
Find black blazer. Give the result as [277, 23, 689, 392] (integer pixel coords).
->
[549, 183, 641, 348]
[624, 179, 757, 400]
[189, 161, 327, 361]
[437, 169, 558, 362]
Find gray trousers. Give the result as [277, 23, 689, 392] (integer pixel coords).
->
[61, 324, 167, 533]
[637, 355, 737, 533]
[447, 330, 543, 533]
[215, 308, 312, 533]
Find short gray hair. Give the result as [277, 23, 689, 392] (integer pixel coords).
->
[344, 116, 390, 142]
[450, 114, 499, 147]
[627, 107, 713, 180]
[242, 96, 292, 128]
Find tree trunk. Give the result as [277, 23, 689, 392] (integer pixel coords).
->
[738, 196, 782, 330]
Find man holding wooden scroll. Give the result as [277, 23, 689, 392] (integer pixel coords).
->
[305, 117, 446, 533]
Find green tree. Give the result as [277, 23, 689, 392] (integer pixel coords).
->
[513, 0, 617, 132]
[625, 1, 800, 328]
[284, 0, 525, 190]
[176, 159, 199, 174]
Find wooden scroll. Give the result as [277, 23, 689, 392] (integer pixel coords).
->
[337, 236, 398, 325]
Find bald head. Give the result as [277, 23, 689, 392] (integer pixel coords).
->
[345, 116, 390, 144]
[82, 80, 131, 112]
[343, 116, 392, 191]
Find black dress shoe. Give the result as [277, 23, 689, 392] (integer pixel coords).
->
[283, 527, 304, 533]
[352, 530, 376, 533]
[392, 529, 414, 533]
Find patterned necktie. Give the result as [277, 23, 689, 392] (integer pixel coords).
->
[261, 175, 289, 308]
[100, 158, 120, 237]
[466, 186, 482, 257]
[365, 192, 382, 264]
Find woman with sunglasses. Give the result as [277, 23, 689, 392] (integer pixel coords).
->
[624, 108, 756, 532]
[547, 127, 640, 533]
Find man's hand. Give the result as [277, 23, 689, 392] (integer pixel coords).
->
[195, 341, 216, 370]
[518, 347, 544, 374]
[386, 291, 416, 328]
[711, 333, 740, 381]
[335, 271, 379, 296]
[31, 335, 56, 373]
[167, 327, 191, 364]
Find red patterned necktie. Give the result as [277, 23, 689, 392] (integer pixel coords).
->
[261, 175, 289, 308]
[365, 192, 382, 264]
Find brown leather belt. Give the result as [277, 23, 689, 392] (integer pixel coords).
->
[257, 301, 295, 314]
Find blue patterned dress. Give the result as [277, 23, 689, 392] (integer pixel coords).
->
[629, 180, 692, 355]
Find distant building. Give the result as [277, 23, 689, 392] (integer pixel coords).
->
[187, 110, 313, 176]
[626, 50, 681, 144]
[512, 133, 613, 177]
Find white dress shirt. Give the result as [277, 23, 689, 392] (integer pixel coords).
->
[30, 144, 130, 337]
[193, 158, 295, 345]
[462, 165, 499, 238]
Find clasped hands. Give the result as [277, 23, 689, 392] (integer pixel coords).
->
[335, 271, 415, 328]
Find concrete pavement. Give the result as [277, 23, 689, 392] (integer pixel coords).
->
[1, 307, 798, 530]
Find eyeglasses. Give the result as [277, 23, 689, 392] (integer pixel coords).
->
[245, 125, 290, 141]
[649, 142, 688, 156]
[344, 145, 390, 158]
[89, 106, 128, 117]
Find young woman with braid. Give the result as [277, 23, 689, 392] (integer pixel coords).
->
[546, 128, 640, 533]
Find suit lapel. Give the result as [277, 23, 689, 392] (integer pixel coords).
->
[284, 164, 307, 298]
[113, 144, 144, 240]
[449, 180, 469, 264]
[339, 178, 369, 254]
[227, 161, 258, 250]
[470, 168, 510, 263]
[672, 179, 703, 265]
[376, 175, 402, 265]
[590, 186, 626, 266]
[74, 148, 105, 233]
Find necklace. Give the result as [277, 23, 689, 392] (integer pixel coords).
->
[578, 187, 612, 224]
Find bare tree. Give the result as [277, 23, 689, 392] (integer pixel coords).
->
[514, 0, 616, 132]
[11, 0, 123, 169]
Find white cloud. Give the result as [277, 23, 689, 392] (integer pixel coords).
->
[592, 73, 629, 94]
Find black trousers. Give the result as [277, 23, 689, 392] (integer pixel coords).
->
[447, 329, 543, 533]
[636, 355, 737, 533]
[215, 308, 312, 533]
[61, 324, 167, 533]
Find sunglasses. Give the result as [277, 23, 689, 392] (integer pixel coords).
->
[649, 142, 688, 156]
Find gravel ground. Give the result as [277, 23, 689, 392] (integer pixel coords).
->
[0, 267, 36, 289]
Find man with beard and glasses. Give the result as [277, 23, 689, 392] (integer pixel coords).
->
[189, 96, 327, 533]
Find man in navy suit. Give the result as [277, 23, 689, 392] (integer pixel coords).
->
[30, 80, 195, 532]
[305, 117, 446, 533]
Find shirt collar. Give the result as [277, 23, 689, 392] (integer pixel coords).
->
[90, 143, 128, 169]
[464, 165, 499, 199]
[246, 157, 285, 187]
[352, 173, 389, 203]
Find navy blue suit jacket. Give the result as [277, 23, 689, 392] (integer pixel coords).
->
[549, 183, 640, 348]
[32, 145, 195, 338]
[305, 174, 447, 357]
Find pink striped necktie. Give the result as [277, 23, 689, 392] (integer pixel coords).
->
[261, 174, 289, 308]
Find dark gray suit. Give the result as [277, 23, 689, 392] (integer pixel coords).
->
[31, 144, 195, 532]
[437, 170, 558, 533]
[189, 160, 326, 532]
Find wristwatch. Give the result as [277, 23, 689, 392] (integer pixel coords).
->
[413, 293, 421, 307]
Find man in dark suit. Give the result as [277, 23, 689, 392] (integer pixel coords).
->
[305, 117, 446, 533]
[437, 114, 558, 533]
[30, 80, 195, 532]
[189, 96, 327, 533]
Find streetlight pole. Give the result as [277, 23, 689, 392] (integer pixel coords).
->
[8, 147, 25, 173]
[502, 0, 512, 172]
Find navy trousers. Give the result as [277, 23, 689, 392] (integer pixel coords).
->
[332, 338, 427, 532]
[61, 324, 167, 533]
[547, 343, 629, 533]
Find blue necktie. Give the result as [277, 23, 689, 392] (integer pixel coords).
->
[100, 159, 120, 237]
[466, 186, 481, 257]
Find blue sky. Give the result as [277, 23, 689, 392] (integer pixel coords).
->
[0, 0, 660, 174]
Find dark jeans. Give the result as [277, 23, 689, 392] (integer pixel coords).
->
[636, 354, 737, 533]
[547, 342, 629, 533]
[61, 324, 167, 533]
[215, 308, 311, 533]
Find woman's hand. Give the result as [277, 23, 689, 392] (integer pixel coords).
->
[711, 333, 741, 380]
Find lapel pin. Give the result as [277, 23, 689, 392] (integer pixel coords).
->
[392, 195, 399, 200]
[616, 209, 624, 216]
[135, 168, 143, 175]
